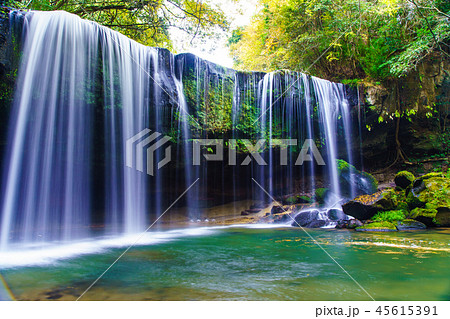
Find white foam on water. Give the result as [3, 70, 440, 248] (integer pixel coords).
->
[0, 223, 296, 268]
[0, 227, 219, 268]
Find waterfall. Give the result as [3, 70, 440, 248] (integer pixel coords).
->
[0, 12, 98, 249]
[0, 10, 361, 250]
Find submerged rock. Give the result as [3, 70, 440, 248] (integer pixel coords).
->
[347, 219, 363, 229]
[272, 212, 293, 224]
[307, 220, 327, 228]
[396, 219, 427, 230]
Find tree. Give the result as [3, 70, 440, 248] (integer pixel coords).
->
[229, 0, 450, 82]
[5, 0, 229, 48]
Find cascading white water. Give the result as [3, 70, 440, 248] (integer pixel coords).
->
[311, 77, 342, 201]
[101, 20, 154, 234]
[0, 11, 185, 249]
[302, 73, 316, 195]
[0, 12, 98, 249]
[0, 10, 362, 251]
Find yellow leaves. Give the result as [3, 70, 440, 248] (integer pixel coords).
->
[326, 52, 339, 62]
[183, 0, 228, 30]
[379, 0, 401, 16]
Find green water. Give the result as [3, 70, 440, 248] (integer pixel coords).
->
[1, 226, 450, 300]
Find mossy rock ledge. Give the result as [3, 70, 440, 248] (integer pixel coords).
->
[342, 170, 450, 228]
[281, 194, 312, 205]
[356, 221, 397, 232]
[342, 189, 400, 220]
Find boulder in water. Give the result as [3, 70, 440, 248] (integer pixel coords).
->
[347, 219, 363, 229]
[292, 210, 320, 227]
[396, 219, 427, 230]
[327, 208, 348, 221]
[341, 191, 384, 220]
[336, 159, 378, 197]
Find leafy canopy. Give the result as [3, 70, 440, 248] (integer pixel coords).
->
[6, 0, 230, 48]
[228, 0, 450, 81]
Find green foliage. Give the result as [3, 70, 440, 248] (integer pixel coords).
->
[181, 63, 234, 137]
[6, 0, 229, 48]
[314, 188, 328, 204]
[229, 0, 450, 81]
[372, 210, 406, 222]
[0, 68, 17, 106]
[283, 195, 312, 205]
[410, 207, 438, 218]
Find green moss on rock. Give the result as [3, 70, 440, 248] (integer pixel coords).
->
[410, 207, 438, 219]
[406, 190, 426, 210]
[374, 189, 398, 210]
[282, 195, 312, 205]
[336, 159, 378, 195]
[314, 188, 329, 205]
[394, 171, 415, 189]
[413, 176, 450, 213]
[420, 172, 444, 180]
[410, 207, 438, 226]
[397, 201, 409, 212]
[356, 221, 397, 232]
